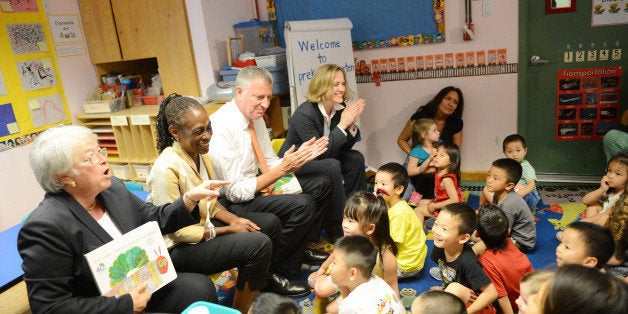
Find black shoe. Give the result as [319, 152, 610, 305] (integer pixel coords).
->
[264, 273, 311, 298]
[303, 248, 329, 265]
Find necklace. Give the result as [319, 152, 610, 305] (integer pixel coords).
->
[85, 202, 96, 211]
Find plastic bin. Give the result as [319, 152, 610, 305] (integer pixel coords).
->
[235, 20, 276, 54]
[219, 65, 288, 95]
[111, 164, 132, 180]
[133, 164, 151, 179]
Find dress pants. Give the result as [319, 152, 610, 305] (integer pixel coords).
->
[145, 272, 216, 313]
[338, 149, 367, 195]
[169, 212, 278, 291]
[220, 193, 318, 274]
[296, 159, 344, 238]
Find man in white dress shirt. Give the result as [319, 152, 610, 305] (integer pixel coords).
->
[209, 66, 332, 298]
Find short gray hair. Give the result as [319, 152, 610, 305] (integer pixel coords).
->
[30, 125, 97, 193]
[235, 66, 273, 90]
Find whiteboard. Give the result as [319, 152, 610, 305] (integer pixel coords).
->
[284, 18, 358, 113]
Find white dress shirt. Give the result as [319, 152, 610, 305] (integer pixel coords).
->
[209, 100, 282, 203]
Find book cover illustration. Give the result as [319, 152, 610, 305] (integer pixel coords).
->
[84, 221, 176, 297]
[271, 173, 302, 195]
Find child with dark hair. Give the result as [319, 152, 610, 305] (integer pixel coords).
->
[309, 192, 399, 313]
[411, 290, 467, 314]
[476, 205, 534, 313]
[500, 134, 540, 210]
[556, 221, 614, 269]
[480, 158, 536, 253]
[330, 235, 405, 313]
[415, 142, 464, 224]
[536, 265, 628, 314]
[582, 151, 628, 226]
[430, 203, 497, 314]
[248, 292, 301, 314]
[375, 162, 427, 278]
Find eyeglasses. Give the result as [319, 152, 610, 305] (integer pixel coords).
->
[82, 147, 108, 165]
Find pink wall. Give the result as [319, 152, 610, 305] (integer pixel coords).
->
[0, 0, 518, 230]
[353, 1, 519, 170]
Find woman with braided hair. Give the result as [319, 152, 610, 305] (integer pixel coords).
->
[147, 94, 283, 312]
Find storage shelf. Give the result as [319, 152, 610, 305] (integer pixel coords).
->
[76, 102, 225, 182]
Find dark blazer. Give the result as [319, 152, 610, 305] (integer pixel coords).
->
[17, 177, 199, 313]
[278, 101, 360, 158]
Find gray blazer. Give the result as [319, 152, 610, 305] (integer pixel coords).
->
[17, 177, 199, 313]
[278, 101, 360, 158]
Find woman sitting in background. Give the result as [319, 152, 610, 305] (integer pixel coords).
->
[18, 125, 220, 313]
[397, 86, 464, 199]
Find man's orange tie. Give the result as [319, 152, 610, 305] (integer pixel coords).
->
[249, 121, 274, 195]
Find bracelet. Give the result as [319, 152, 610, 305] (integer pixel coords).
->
[205, 226, 216, 241]
[183, 193, 199, 205]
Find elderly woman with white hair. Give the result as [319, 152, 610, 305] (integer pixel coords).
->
[18, 125, 225, 313]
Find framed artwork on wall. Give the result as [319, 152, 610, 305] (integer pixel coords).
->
[546, 0, 576, 14]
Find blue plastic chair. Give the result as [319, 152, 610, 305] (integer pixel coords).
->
[182, 301, 241, 314]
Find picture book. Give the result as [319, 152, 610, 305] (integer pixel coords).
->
[84, 221, 176, 297]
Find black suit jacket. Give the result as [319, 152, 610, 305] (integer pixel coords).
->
[278, 101, 360, 158]
[17, 177, 199, 313]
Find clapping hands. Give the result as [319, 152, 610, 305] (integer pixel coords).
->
[339, 99, 366, 131]
[279, 137, 329, 174]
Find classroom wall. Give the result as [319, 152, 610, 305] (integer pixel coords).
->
[0, 0, 97, 231]
[0, 0, 517, 230]
[351, 1, 518, 170]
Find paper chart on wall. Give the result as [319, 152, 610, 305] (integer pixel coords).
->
[0, 69, 7, 96]
[16, 58, 56, 91]
[0, 0, 38, 12]
[29, 94, 66, 128]
[6, 23, 47, 54]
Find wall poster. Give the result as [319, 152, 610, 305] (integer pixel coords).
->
[592, 0, 628, 26]
[556, 67, 621, 140]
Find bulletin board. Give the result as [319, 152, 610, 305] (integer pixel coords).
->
[0, 0, 71, 152]
[273, 0, 445, 51]
[555, 67, 621, 140]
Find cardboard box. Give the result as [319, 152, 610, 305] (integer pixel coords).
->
[83, 97, 126, 113]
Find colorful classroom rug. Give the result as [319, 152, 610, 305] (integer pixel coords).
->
[213, 192, 588, 312]
[538, 185, 595, 205]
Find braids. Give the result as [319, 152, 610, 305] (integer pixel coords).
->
[155, 93, 203, 152]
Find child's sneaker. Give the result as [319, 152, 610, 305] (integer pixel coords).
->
[408, 191, 423, 205]
[429, 266, 442, 281]
[424, 217, 436, 230]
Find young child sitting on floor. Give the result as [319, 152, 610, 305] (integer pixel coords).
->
[411, 290, 466, 314]
[516, 270, 554, 314]
[556, 221, 614, 269]
[582, 151, 628, 226]
[375, 162, 427, 279]
[479, 158, 536, 253]
[430, 203, 498, 314]
[476, 204, 534, 314]
[484, 134, 540, 210]
[415, 142, 464, 225]
[330, 235, 405, 314]
[308, 192, 399, 313]
[406, 118, 439, 204]
[605, 192, 628, 279]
